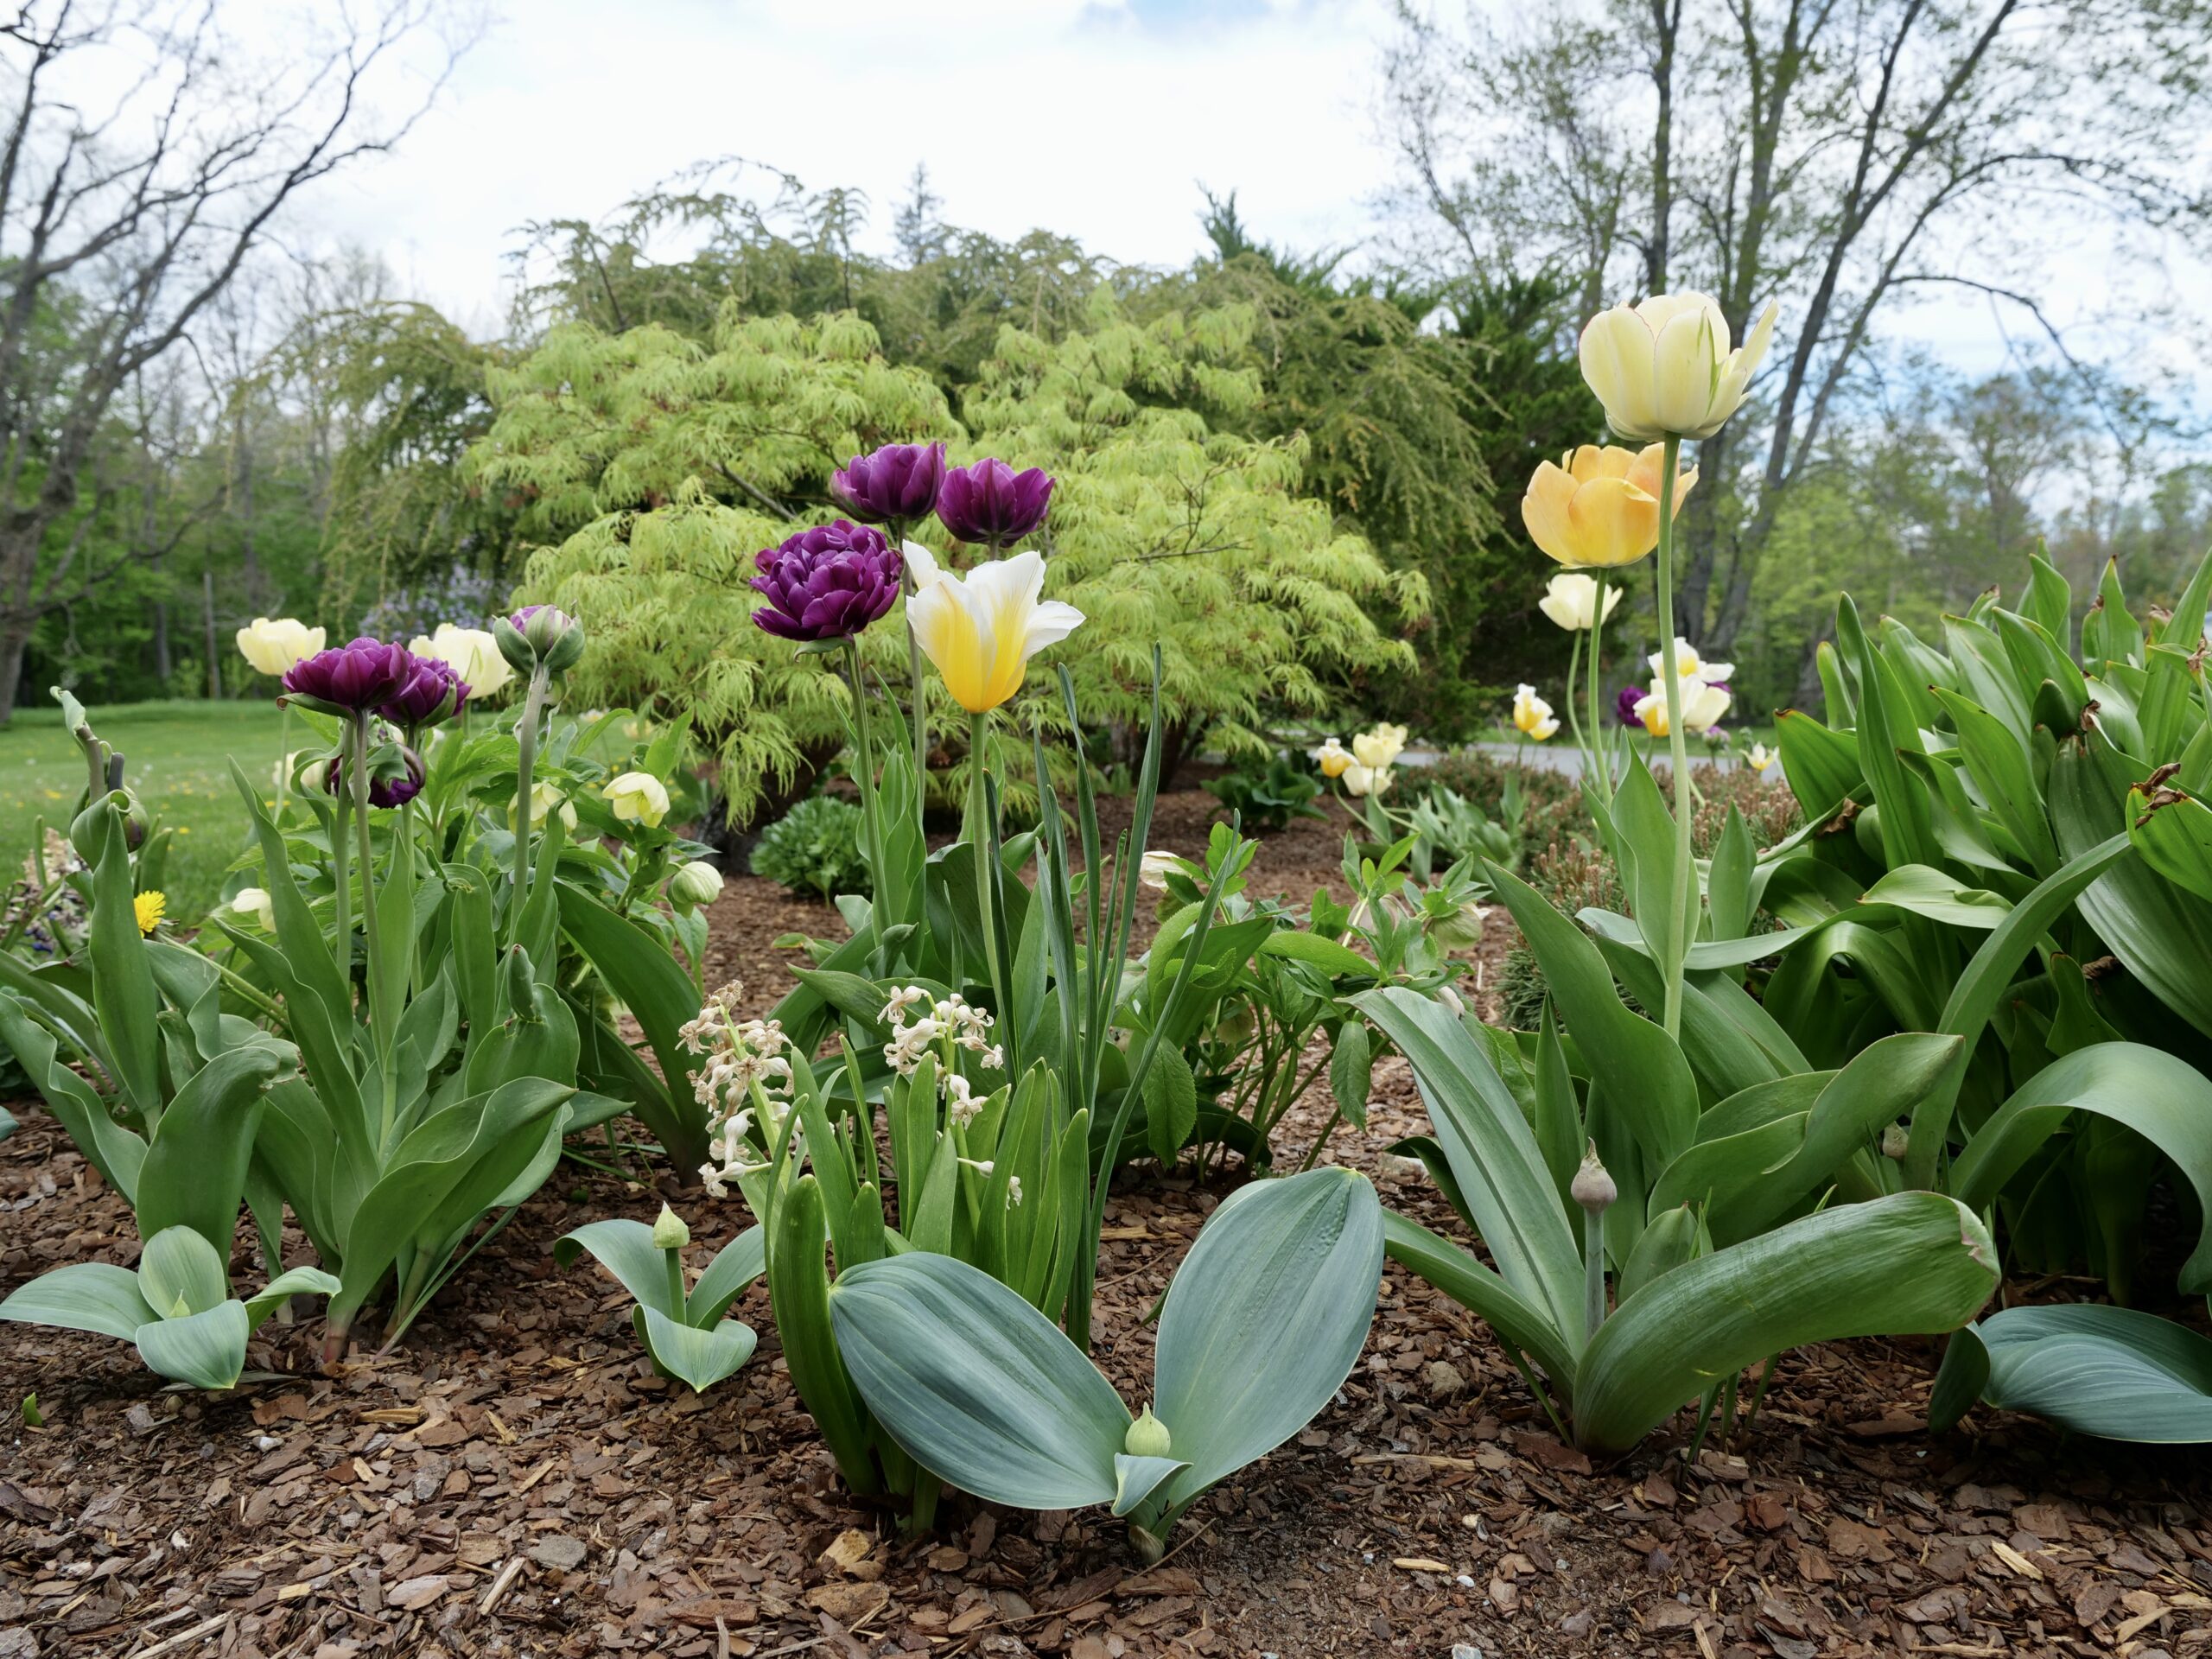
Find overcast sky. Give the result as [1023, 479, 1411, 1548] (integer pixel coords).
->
[297, 0, 2207, 397]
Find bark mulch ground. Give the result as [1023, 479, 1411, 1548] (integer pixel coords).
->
[3, 791, 2211, 1657]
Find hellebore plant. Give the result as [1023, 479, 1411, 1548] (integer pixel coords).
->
[556, 1205, 764, 1393]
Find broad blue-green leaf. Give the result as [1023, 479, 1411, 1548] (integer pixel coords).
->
[690, 1225, 767, 1325]
[1573, 1192, 1998, 1453]
[830, 1251, 1128, 1510]
[0, 1262, 156, 1342]
[1934, 1304, 2212, 1443]
[1949, 1044, 2212, 1292]
[1859, 867, 2012, 930]
[135, 1300, 250, 1390]
[1153, 1166, 1383, 1511]
[244, 1266, 341, 1332]
[1353, 988, 1584, 1350]
[1111, 1453, 1189, 1517]
[555, 1219, 683, 1319]
[137, 1227, 230, 1317]
[1382, 1211, 1576, 1390]
[639, 1304, 757, 1393]
[770, 1176, 879, 1494]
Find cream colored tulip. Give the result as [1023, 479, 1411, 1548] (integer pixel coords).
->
[1311, 737, 1353, 779]
[230, 887, 276, 931]
[1512, 684, 1560, 742]
[1138, 849, 1180, 890]
[602, 771, 671, 828]
[409, 623, 514, 698]
[1351, 722, 1408, 770]
[1522, 444, 1698, 569]
[1343, 762, 1394, 798]
[236, 617, 325, 677]
[905, 548, 1084, 715]
[1635, 677, 1732, 736]
[1648, 638, 1735, 684]
[1746, 742, 1777, 772]
[1537, 573, 1624, 632]
[1579, 292, 1780, 442]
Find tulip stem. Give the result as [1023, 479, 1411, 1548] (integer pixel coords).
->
[1587, 571, 1611, 804]
[1564, 626, 1585, 760]
[967, 710, 1001, 1004]
[349, 715, 396, 1147]
[844, 639, 889, 944]
[509, 666, 549, 953]
[276, 702, 291, 813]
[904, 569, 929, 786]
[1654, 434, 1693, 1040]
[1584, 1205, 1608, 1340]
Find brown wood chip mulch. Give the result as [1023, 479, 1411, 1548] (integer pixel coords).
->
[3, 791, 2211, 1657]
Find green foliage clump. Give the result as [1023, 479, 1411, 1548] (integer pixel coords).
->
[1202, 752, 1323, 832]
[493, 297, 1424, 822]
[750, 794, 869, 903]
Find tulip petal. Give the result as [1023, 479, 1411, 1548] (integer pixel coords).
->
[1564, 475, 1662, 569]
[1580, 308, 1661, 442]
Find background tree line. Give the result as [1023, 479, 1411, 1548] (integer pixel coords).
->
[4, 0, 2207, 738]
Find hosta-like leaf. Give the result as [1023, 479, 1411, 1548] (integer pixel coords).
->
[554, 1219, 684, 1320]
[0, 1262, 156, 1342]
[1111, 1454, 1189, 1517]
[830, 1251, 1128, 1510]
[134, 1300, 250, 1390]
[1574, 1192, 1998, 1453]
[1153, 1166, 1383, 1511]
[689, 1226, 767, 1325]
[244, 1266, 342, 1333]
[1932, 1304, 2212, 1443]
[137, 1226, 230, 1317]
[639, 1305, 757, 1394]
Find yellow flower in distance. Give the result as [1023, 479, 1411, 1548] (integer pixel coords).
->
[1512, 685, 1560, 742]
[904, 546, 1084, 715]
[1522, 444, 1698, 569]
[602, 771, 671, 828]
[133, 890, 166, 936]
[1310, 737, 1353, 779]
[1578, 292, 1780, 442]
[1351, 723, 1408, 770]
[1747, 742, 1777, 773]
[235, 617, 326, 678]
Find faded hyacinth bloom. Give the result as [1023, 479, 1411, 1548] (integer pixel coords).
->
[683, 981, 797, 1197]
[881, 985, 1003, 1077]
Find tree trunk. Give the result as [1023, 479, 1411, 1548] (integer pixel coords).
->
[202, 568, 220, 701]
[0, 618, 31, 724]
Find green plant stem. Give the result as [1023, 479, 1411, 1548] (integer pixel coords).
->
[967, 710, 999, 996]
[329, 770, 352, 993]
[1653, 434, 1693, 1039]
[277, 702, 292, 812]
[508, 666, 550, 951]
[845, 639, 889, 944]
[664, 1244, 687, 1319]
[1587, 572, 1611, 803]
[348, 718, 396, 1147]
[1564, 626, 1586, 766]
[1583, 1205, 1607, 1340]
[903, 567, 929, 785]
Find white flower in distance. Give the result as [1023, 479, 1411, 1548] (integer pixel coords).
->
[1536, 573, 1624, 632]
[602, 771, 671, 828]
[1344, 762, 1394, 798]
[1351, 722, 1408, 770]
[1138, 849, 1182, 890]
[514, 778, 578, 833]
[1746, 742, 1777, 773]
[235, 616, 325, 677]
[229, 887, 276, 931]
[410, 623, 514, 699]
[1633, 677, 1732, 736]
[902, 544, 1084, 714]
[1648, 637, 1734, 685]
[1511, 684, 1560, 742]
[1579, 293, 1780, 442]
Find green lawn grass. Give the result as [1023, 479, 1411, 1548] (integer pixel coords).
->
[0, 697, 287, 918]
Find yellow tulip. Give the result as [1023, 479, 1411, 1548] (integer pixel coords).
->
[904, 547, 1084, 715]
[1311, 737, 1353, 779]
[409, 623, 514, 699]
[1351, 722, 1408, 770]
[1522, 444, 1698, 570]
[1747, 742, 1777, 772]
[1512, 684, 1560, 741]
[602, 771, 671, 828]
[1578, 292, 1780, 442]
[1634, 677, 1732, 736]
[1344, 762, 1394, 798]
[235, 617, 325, 677]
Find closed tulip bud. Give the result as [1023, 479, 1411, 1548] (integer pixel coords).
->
[935, 456, 1054, 548]
[652, 1204, 690, 1251]
[496, 605, 585, 674]
[1571, 1142, 1617, 1215]
[1579, 292, 1780, 442]
[1881, 1123, 1910, 1160]
[1124, 1405, 1173, 1459]
[1427, 900, 1486, 951]
[602, 770, 671, 829]
[671, 860, 724, 908]
[830, 441, 947, 524]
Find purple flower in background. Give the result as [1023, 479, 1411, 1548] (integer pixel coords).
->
[383, 653, 467, 728]
[283, 638, 412, 715]
[750, 520, 903, 643]
[831, 442, 946, 524]
[495, 604, 585, 675]
[935, 457, 1053, 548]
[327, 737, 425, 810]
[1615, 684, 1644, 728]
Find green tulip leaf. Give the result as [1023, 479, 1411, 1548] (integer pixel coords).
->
[134, 1300, 250, 1391]
[244, 1266, 342, 1333]
[1935, 1304, 2212, 1443]
[137, 1226, 231, 1317]
[689, 1225, 768, 1325]
[1111, 1453, 1189, 1517]
[555, 1219, 684, 1320]
[639, 1305, 757, 1394]
[0, 1262, 156, 1342]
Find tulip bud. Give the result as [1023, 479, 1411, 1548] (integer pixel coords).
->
[1571, 1141, 1617, 1216]
[495, 605, 585, 675]
[1427, 901, 1486, 951]
[119, 789, 149, 849]
[670, 861, 724, 909]
[1881, 1123, 1910, 1160]
[652, 1204, 690, 1251]
[1124, 1405, 1173, 1459]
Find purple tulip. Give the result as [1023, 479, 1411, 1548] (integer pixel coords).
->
[283, 638, 413, 715]
[935, 457, 1053, 548]
[383, 654, 467, 728]
[327, 738, 425, 810]
[750, 520, 903, 643]
[1615, 684, 1645, 728]
[495, 605, 584, 674]
[831, 442, 946, 525]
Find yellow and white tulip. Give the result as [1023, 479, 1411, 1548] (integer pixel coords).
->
[236, 616, 325, 678]
[1536, 572, 1624, 632]
[1578, 293, 1780, 442]
[1512, 684, 1560, 741]
[904, 546, 1084, 715]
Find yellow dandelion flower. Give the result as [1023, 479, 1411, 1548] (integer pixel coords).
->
[133, 891, 166, 936]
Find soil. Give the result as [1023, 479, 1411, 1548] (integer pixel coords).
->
[3, 790, 2210, 1658]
